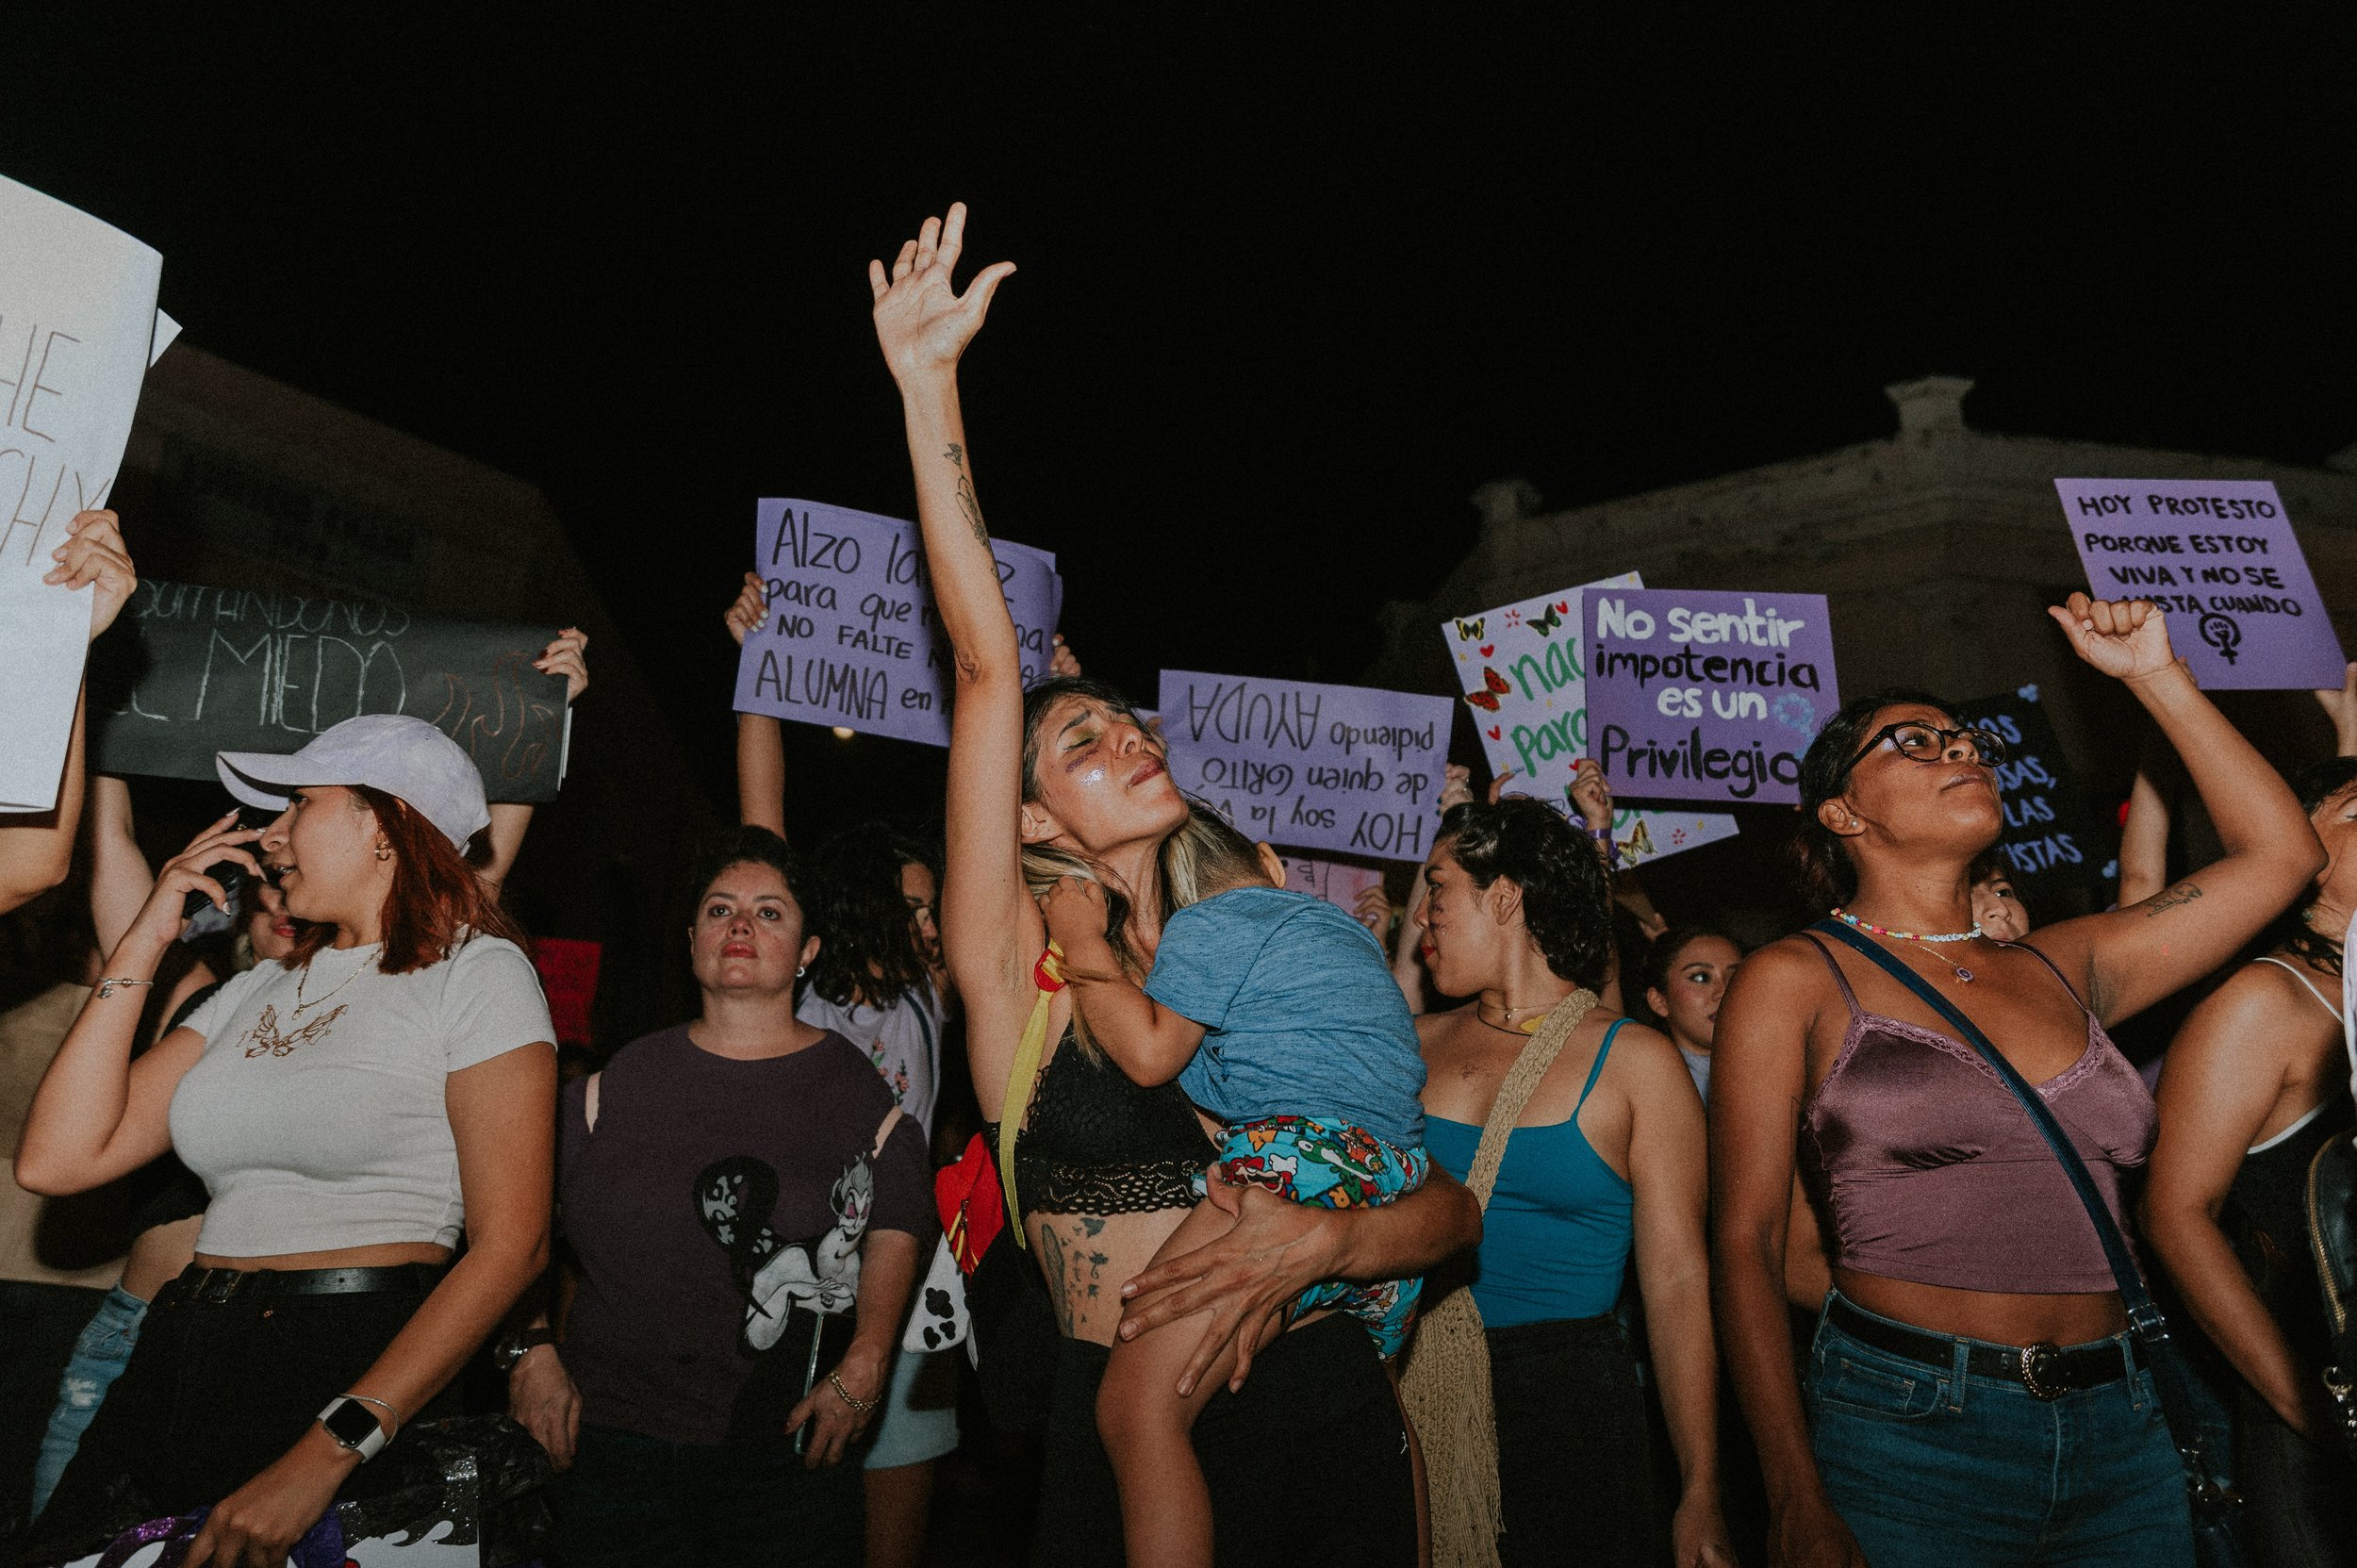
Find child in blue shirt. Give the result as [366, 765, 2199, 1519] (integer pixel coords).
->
[1041, 807, 1427, 1568]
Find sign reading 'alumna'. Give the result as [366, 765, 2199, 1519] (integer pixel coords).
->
[1157, 670, 1454, 861]
[1583, 587, 1838, 807]
[732, 498, 1062, 746]
[2057, 477, 2345, 690]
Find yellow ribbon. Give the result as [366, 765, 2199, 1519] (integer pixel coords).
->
[997, 941, 1066, 1249]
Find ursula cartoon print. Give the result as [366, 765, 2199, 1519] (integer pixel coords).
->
[694, 1153, 876, 1352]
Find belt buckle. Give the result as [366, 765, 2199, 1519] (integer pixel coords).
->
[190, 1267, 238, 1306]
[2019, 1341, 2066, 1401]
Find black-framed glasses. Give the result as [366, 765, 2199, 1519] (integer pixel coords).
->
[1833, 721, 2008, 786]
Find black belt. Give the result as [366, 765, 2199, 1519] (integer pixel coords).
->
[160, 1263, 446, 1307]
[1825, 1295, 2143, 1401]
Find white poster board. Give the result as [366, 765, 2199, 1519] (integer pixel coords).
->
[0, 175, 163, 810]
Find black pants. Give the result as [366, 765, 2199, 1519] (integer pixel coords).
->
[1032, 1312, 1416, 1568]
[1487, 1314, 1662, 1568]
[21, 1274, 449, 1567]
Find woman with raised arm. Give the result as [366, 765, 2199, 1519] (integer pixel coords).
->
[17, 715, 556, 1568]
[867, 203, 1476, 1564]
[1711, 594, 2323, 1568]
[2145, 757, 2357, 1566]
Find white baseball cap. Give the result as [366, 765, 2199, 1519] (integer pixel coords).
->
[217, 715, 491, 850]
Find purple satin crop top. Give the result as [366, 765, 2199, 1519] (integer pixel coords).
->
[1795, 935, 2157, 1296]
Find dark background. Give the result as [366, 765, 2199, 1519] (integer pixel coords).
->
[8, 9, 2354, 829]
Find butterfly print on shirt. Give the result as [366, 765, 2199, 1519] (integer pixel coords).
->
[240, 1001, 349, 1058]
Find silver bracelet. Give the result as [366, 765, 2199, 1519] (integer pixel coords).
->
[94, 977, 153, 1000]
[344, 1393, 402, 1439]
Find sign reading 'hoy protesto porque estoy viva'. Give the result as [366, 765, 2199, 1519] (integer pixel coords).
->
[1157, 670, 1454, 861]
[1584, 588, 1838, 806]
[2056, 478, 2344, 690]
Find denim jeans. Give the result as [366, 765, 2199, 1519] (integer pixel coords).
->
[552, 1423, 864, 1568]
[29, 1286, 147, 1521]
[1805, 1295, 2193, 1567]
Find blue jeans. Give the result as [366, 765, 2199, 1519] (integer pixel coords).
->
[1805, 1295, 2193, 1567]
[553, 1423, 864, 1568]
[30, 1285, 149, 1520]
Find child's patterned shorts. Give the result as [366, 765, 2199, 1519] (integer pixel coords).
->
[1194, 1113, 1428, 1358]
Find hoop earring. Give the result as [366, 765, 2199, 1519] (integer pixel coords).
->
[374, 843, 392, 863]
[796, 965, 807, 978]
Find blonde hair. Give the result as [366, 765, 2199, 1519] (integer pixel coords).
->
[1022, 798, 1269, 1058]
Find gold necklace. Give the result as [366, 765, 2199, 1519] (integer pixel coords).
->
[1476, 994, 1570, 1035]
[295, 947, 371, 1015]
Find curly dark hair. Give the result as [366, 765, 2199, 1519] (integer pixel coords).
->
[684, 825, 805, 929]
[1788, 687, 1957, 910]
[1437, 798, 1614, 992]
[804, 823, 937, 1011]
[2261, 758, 2357, 978]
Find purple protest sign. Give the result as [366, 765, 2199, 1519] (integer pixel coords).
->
[1584, 587, 1838, 805]
[732, 499, 1062, 746]
[1158, 671, 1454, 861]
[2056, 478, 2345, 689]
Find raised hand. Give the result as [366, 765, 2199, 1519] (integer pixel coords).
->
[534, 627, 591, 703]
[1049, 633, 1081, 679]
[127, 814, 265, 955]
[724, 571, 769, 647]
[1437, 764, 1475, 813]
[2314, 660, 2357, 756]
[1041, 874, 1108, 949]
[45, 509, 137, 641]
[1568, 758, 1613, 828]
[867, 203, 1017, 387]
[2048, 592, 2179, 685]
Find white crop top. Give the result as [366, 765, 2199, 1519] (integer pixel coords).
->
[171, 935, 554, 1257]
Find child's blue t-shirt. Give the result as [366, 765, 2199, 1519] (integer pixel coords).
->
[1143, 885, 1426, 1149]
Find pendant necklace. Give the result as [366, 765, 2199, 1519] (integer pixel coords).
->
[1476, 996, 1563, 1035]
[1829, 907, 1986, 984]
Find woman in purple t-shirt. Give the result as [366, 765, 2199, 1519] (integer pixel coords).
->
[508, 828, 933, 1568]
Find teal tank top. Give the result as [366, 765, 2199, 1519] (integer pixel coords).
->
[1425, 1018, 1634, 1327]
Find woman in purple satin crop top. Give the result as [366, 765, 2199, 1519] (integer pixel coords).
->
[1711, 594, 2323, 1568]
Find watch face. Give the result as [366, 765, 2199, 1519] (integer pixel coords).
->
[323, 1398, 382, 1449]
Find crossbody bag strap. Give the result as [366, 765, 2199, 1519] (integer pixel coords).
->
[1465, 989, 1601, 1207]
[996, 943, 1068, 1250]
[1807, 920, 2159, 1328]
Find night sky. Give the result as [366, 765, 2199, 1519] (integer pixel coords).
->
[9, 12, 2354, 812]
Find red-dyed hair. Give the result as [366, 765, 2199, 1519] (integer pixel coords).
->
[283, 784, 525, 976]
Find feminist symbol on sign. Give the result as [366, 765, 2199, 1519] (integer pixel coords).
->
[1772, 693, 1820, 744]
[2198, 612, 2242, 667]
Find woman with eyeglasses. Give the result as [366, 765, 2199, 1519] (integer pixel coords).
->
[1711, 594, 2321, 1568]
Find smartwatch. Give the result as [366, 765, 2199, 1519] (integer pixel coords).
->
[317, 1396, 389, 1461]
[493, 1325, 558, 1374]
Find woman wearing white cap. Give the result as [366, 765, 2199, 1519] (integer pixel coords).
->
[16, 713, 556, 1568]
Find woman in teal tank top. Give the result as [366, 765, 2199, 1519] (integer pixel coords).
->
[1412, 798, 1731, 1568]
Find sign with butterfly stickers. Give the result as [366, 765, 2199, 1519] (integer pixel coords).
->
[1953, 685, 2108, 898]
[1442, 574, 1738, 867]
[1159, 670, 1454, 860]
[1584, 586, 1838, 805]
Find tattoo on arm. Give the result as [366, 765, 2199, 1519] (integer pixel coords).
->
[2144, 880, 2204, 916]
[955, 476, 989, 546]
[941, 445, 989, 544]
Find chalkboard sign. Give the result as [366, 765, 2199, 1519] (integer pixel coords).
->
[90, 579, 569, 802]
[1954, 685, 2105, 898]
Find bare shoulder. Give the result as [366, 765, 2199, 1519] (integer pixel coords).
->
[2172, 960, 2317, 1067]
[1722, 933, 1835, 1010]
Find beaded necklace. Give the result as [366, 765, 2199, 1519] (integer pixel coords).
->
[1827, 907, 1986, 984]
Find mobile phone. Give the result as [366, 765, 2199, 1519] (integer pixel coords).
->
[182, 863, 250, 921]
